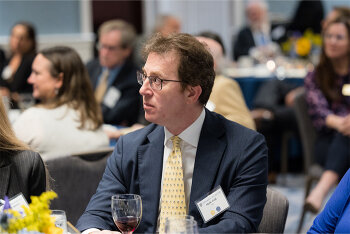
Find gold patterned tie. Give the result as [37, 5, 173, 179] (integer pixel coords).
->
[95, 69, 109, 103]
[159, 136, 187, 233]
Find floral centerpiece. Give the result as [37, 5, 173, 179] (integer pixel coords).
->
[281, 29, 322, 61]
[0, 191, 63, 234]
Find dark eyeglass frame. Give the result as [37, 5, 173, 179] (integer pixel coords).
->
[136, 71, 183, 91]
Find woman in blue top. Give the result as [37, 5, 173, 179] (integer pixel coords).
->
[308, 168, 350, 233]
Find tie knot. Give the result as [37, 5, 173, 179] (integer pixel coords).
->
[171, 136, 181, 148]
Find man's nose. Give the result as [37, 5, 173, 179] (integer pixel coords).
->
[139, 78, 152, 96]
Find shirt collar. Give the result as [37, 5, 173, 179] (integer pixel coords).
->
[164, 108, 206, 147]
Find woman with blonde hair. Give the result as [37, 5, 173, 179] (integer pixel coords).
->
[13, 46, 109, 160]
[0, 97, 46, 202]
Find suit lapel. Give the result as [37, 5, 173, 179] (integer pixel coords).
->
[138, 126, 164, 232]
[189, 110, 226, 221]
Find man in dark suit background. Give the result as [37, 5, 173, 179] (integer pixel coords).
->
[77, 33, 268, 233]
[87, 19, 140, 126]
[233, 0, 275, 61]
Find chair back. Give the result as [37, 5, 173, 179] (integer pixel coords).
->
[46, 150, 112, 225]
[293, 89, 318, 172]
[258, 187, 289, 233]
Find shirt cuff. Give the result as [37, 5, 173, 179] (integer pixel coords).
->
[81, 228, 100, 234]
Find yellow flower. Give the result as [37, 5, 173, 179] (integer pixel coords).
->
[295, 37, 312, 57]
[6, 191, 60, 234]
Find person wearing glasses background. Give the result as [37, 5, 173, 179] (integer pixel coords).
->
[76, 33, 267, 233]
[304, 16, 350, 214]
[87, 19, 140, 127]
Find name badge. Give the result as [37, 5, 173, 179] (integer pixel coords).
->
[342, 84, 350, 96]
[195, 186, 230, 223]
[0, 193, 29, 215]
[103, 87, 121, 108]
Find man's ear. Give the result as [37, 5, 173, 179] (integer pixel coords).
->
[185, 85, 202, 104]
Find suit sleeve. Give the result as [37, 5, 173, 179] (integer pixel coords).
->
[199, 133, 268, 233]
[76, 138, 127, 232]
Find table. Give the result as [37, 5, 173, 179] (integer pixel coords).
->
[235, 77, 304, 109]
[224, 66, 306, 109]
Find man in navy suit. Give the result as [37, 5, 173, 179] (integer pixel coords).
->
[87, 20, 140, 126]
[77, 33, 268, 233]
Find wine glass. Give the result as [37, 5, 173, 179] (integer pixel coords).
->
[111, 194, 142, 234]
[164, 215, 199, 234]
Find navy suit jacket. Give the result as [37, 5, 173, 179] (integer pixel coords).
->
[76, 109, 268, 233]
[233, 26, 256, 61]
[87, 59, 141, 126]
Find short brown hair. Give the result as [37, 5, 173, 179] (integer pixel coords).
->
[98, 19, 136, 49]
[40, 46, 103, 130]
[143, 33, 215, 105]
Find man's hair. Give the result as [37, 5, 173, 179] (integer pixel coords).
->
[40, 46, 103, 130]
[143, 33, 215, 105]
[198, 31, 226, 55]
[98, 19, 136, 49]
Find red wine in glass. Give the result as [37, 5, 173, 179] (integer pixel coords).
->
[111, 194, 142, 234]
[114, 216, 140, 233]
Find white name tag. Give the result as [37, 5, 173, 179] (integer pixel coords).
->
[195, 186, 230, 223]
[103, 87, 121, 108]
[0, 193, 29, 215]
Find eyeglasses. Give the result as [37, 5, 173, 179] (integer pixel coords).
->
[96, 43, 122, 51]
[136, 71, 182, 91]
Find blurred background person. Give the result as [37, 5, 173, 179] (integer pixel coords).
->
[197, 32, 255, 130]
[0, 96, 46, 202]
[13, 46, 109, 160]
[304, 16, 350, 213]
[133, 14, 181, 69]
[87, 19, 140, 127]
[0, 22, 36, 108]
[154, 14, 181, 37]
[322, 6, 350, 30]
[0, 48, 5, 76]
[287, 0, 324, 35]
[233, 0, 278, 62]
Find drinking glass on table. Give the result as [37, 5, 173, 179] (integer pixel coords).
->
[51, 210, 68, 234]
[111, 194, 142, 234]
[164, 215, 199, 234]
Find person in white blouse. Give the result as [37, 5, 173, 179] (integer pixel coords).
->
[13, 46, 109, 160]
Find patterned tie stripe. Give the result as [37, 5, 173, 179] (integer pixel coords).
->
[159, 136, 187, 233]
